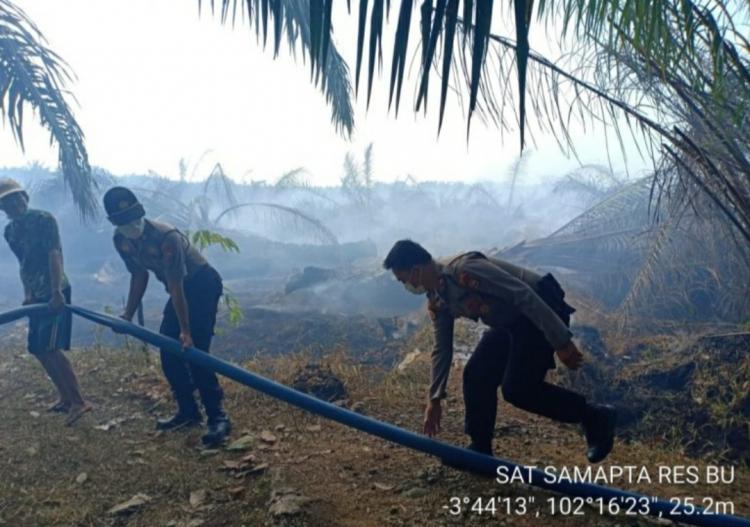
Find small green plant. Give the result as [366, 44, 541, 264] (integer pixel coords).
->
[189, 229, 240, 253]
[223, 289, 244, 326]
[187, 229, 243, 328]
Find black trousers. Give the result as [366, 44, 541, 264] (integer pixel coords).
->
[159, 265, 226, 422]
[462, 274, 587, 448]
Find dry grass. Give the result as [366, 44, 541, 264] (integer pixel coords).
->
[1, 338, 748, 526]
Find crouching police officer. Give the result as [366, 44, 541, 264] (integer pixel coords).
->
[384, 240, 616, 463]
[103, 187, 231, 447]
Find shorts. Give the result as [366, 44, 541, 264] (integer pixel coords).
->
[28, 287, 72, 356]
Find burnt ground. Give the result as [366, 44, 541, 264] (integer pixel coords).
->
[1, 335, 749, 527]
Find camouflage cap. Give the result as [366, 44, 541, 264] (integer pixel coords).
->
[103, 186, 145, 226]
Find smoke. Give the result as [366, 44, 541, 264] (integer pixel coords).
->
[0, 163, 627, 333]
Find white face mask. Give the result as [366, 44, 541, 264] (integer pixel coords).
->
[404, 282, 427, 295]
[403, 267, 426, 295]
[117, 217, 145, 239]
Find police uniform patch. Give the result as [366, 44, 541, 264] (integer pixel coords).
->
[458, 271, 480, 290]
[162, 241, 176, 263]
[119, 242, 132, 254]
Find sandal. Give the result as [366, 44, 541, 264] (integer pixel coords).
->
[65, 403, 93, 426]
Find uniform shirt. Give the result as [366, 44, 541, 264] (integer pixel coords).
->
[4, 209, 70, 301]
[427, 251, 572, 400]
[113, 219, 208, 289]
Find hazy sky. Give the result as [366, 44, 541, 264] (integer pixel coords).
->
[2, 1, 651, 186]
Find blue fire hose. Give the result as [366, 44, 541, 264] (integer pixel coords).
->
[1, 304, 748, 526]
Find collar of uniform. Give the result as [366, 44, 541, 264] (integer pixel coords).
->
[138, 218, 159, 244]
[429, 261, 448, 299]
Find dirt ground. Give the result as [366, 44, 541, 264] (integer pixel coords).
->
[0, 343, 748, 527]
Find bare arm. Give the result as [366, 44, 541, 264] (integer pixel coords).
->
[167, 278, 192, 348]
[48, 248, 64, 292]
[160, 231, 193, 348]
[47, 248, 66, 310]
[122, 270, 149, 321]
[167, 278, 190, 335]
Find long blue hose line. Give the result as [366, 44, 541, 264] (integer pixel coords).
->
[1, 304, 748, 526]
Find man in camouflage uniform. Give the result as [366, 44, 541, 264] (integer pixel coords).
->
[383, 239, 616, 463]
[103, 187, 231, 447]
[0, 178, 91, 425]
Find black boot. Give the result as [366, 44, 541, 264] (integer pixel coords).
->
[583, 404, 617, 463]
[202, 417, 232, 447]
[156, 412, 202, 431]
[156, 395, 202, 431]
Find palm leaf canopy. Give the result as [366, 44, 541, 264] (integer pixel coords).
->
[0, 0, 95, 218]
[205, 0, 748, 153]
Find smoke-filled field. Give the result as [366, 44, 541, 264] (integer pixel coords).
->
[1, 161, 748, 526]
[0, 163, 608, 349]
[1, 1, 749, 525]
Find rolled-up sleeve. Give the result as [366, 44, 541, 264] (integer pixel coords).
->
[459, 259, 572, 349]
[429, 306, 455, 400]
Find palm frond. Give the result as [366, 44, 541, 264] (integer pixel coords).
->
[202, 0, 750, 256]
[213, 201, 339, 245]
[546, 0, 750, 105]
[505, 150, 531, 209]
[387, 0, 413, 116]
[274, 166, 338, 204]
[203, 162, 239, 209]
[0, 0, 95, 218]
[553, 164, 626, 201]
[549, 178, 653, 238]
[274, 166, 309, 188]
[204, 0, 354, 137]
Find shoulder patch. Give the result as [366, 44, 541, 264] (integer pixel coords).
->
[458, 271, 480, 290]
[119, 241, 132, 254]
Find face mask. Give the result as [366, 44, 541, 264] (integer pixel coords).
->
[403, 267, 426, 295]
[117, 217, 145, 239]
[404, 282, 427, 295]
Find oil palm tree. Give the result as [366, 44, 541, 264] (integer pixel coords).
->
[205, 1, 747, 146]
[0, 0, 95, 218]
[207, 0, 750, 244]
